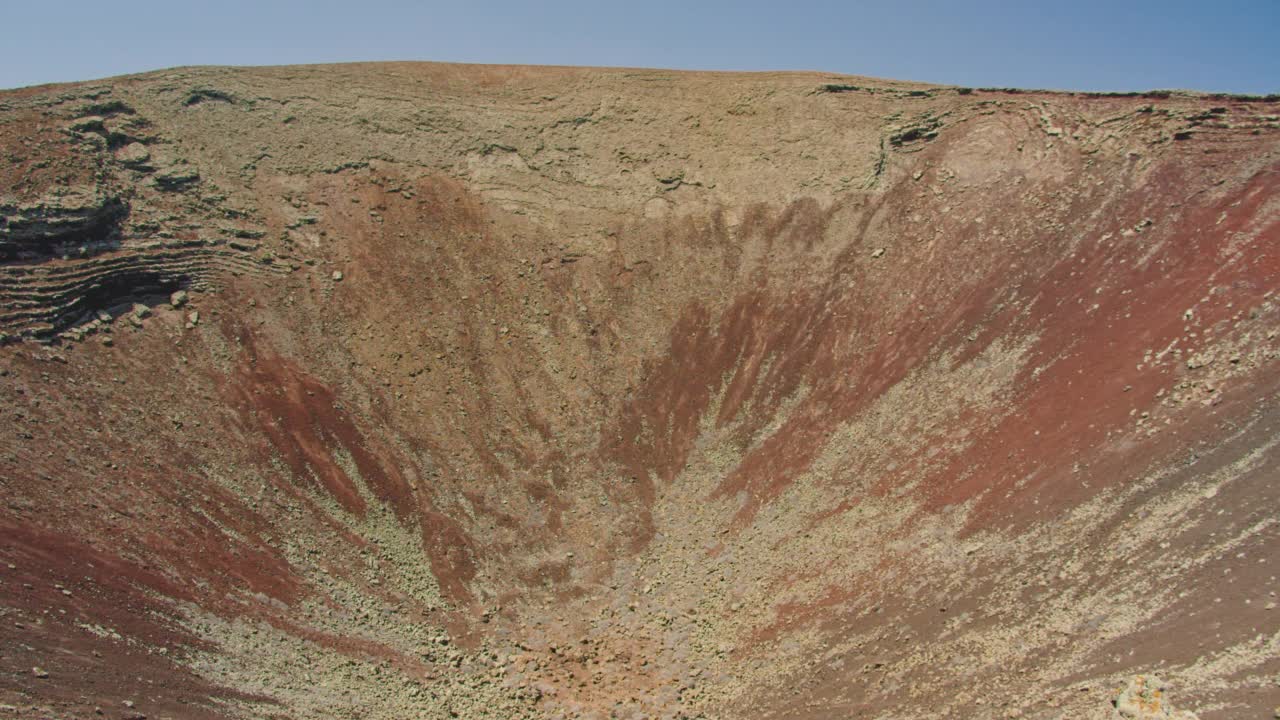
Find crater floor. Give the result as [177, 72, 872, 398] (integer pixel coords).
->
[1, 62, 1278, 719]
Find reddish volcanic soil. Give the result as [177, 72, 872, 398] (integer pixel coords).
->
[0, 62, 1278, 719]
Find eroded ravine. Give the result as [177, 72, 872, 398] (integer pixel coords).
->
[1, 63, 1278, 719]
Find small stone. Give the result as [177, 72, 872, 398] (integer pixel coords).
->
[32, 666, 49, 678]
[871, 247, 886, 259]
[169, 290, 188, 309]
[332, 270, 344, 282]
[187, 311, 200, 328]
[100, 336, 114, 347]
[131, 304, 151, 319]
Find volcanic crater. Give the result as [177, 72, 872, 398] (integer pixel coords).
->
[1, 62, 1278, 719]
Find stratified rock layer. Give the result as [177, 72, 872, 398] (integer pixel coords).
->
[0, 63, 1277, 719]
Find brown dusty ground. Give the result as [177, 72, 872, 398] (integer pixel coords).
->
[0, 62, 1278, 719]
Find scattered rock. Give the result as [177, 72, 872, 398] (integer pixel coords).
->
[31, 666, 48, 678]
[1186, 355, 1210, 370]
[871, 248, 886, 259]
[332, 270, 344, 282]
[127, 304, 149, 328]
[1114, 675, 1199, 719]
[170, 290, 188, 309]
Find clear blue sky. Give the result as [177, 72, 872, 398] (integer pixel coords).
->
[4, 1, 1277, 93]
